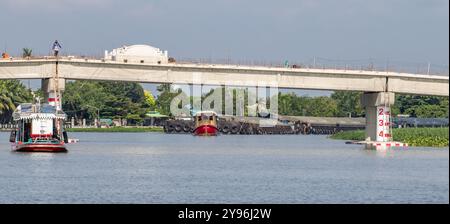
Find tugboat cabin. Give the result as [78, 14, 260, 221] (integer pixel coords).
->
[193, 111, 219, 136]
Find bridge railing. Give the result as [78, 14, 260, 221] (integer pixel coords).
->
[2, 55, 449, 76]
[176, 57, 449, 76]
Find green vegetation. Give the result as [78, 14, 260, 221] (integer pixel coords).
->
[392, 95, 449, 118]
[279, 91, 449, 118]
[331, 128, 449, 147]
[0, 80, 33, 123]
[330, 129, 366, 141]
[62, 82, 450, 120]
[0, 80, 448, 125]
[22, 48, 32, 58]
[66, 127, 163, 132]
[155, 84, 180, 116]
[331, 91, 364, 117]
[62, 81, 156, 125]
[157, 87, 362, 117]
[393, 128, 449, 147]
[278, 91, 367, 117]
[278, 93, 340, 116]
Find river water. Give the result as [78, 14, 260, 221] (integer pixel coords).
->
[0, 132, 448, 204]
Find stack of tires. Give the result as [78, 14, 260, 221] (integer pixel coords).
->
[163, 119, 314, 135]
[218, 121, 241, 135]
[310, 127, 337, 135]
[164, 120, 194, 134]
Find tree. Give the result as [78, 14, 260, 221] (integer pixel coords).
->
[395, 95, 449, 118]
[62, 81, 150, 124]
[63, 81, 106, 121]
[306, 96, 339, 117]
[156, 84, 180, 116]
[277, 92, 339, 117]
[144, 90, 157, 110]
[0, 80, 33, 123]
[331, 91, 364, 117]
[22, 48, 32, 58]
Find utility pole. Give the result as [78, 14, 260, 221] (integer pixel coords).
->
[54, 55, 61, 110]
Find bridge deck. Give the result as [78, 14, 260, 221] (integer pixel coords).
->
[1, 58, 448, 96]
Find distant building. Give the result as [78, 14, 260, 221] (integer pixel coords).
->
[104, 44, 169, 64]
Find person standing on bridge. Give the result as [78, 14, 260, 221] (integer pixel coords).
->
[52, 40, 62, 57]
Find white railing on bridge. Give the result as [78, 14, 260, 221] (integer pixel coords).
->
[2, 54, 449, 77]
[175, 57, 449, 76]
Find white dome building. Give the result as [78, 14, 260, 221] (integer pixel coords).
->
[104, 44, 169, 64]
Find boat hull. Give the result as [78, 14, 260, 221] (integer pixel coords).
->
[194, 125, 219, 136]
[15, 143, 67, 153]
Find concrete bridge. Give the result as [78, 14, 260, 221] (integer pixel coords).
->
[0, 58, 448, 96]
[0, 57, 448, 145]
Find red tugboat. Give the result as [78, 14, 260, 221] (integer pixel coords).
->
[193, 111, 219, 136]
[9, 103, 68, 153]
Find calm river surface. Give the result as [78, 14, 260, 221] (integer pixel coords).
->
[0, 132, 448, 204]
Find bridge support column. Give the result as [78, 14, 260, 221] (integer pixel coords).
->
[41, 78, 65, 108]
[361, 92, 396, 145]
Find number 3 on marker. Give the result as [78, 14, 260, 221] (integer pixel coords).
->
[378, 120, 384, 126]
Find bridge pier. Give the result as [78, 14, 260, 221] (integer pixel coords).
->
[361, 92, 395, 141]
[41, 78, 65, 108]
[361, 92, 406, 149]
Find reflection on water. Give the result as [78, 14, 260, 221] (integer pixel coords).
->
[27, 152, 59, 160]
[0, 132, 448, 204]
[362, 148, 392, 158]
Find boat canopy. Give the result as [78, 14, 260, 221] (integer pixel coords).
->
[13, 103, 66, 121]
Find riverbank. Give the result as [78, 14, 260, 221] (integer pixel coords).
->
[330, 127, 449, 147]
[66, 127, 164, 133]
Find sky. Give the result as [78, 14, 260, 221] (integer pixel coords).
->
[2, 0, 449, 95]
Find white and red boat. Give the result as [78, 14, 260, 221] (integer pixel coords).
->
[193, 111, 219, 136]
[9, 103, 68, 153]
